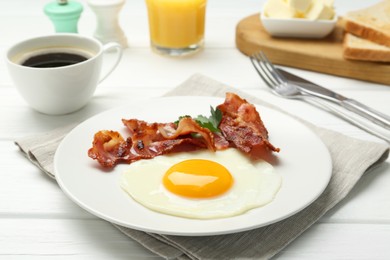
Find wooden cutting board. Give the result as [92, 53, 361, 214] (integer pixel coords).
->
[236, 14, 390, 86]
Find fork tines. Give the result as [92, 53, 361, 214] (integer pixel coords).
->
[250, 52, 286, 89]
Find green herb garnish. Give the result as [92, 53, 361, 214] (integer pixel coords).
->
[175, 106, 222, 133]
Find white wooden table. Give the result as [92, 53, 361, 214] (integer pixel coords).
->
[1, 0, 389, 259]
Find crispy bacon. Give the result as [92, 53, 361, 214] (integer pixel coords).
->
[123, 118, 211, 160]
[87, 130, 134, 168]
[159, 117, 215, 151]
[217, 92, 280, 154]
[88, 92, 279, 168]
[213, 132, 230, 150]
[89, 118, 219, 168]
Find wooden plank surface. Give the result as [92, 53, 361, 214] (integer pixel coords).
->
[236, 14, 390, 85]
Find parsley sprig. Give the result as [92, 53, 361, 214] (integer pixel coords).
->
[175, 106, 222, 133]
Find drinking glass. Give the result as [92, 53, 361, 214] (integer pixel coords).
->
[145, 0, 207, 56]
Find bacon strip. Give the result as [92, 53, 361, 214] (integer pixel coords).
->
[159, 117, 215, 151]
[123, 118, 211, 159]
[88, 130, 134, 168]
[217, 92, 280, 154]
[89, 118, 219, 168]
[213, 132, 230, 150]
[88, 93, 279, 168]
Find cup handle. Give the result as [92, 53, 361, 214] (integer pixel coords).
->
[99, 42, 123, 83]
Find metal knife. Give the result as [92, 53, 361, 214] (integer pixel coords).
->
[278, 68, 390, 130]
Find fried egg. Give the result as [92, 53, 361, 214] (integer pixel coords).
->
[120, 148, 282, 219]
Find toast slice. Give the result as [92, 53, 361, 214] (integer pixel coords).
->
[344, 0, 390, 47]
[343, 33, 390, 62]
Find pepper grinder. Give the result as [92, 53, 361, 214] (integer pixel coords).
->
[87, 0, 128, 48]
[44, 0, 83, 33]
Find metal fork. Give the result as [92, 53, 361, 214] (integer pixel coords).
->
[250, 52, 390, 143]
[250, 52, 306, 100]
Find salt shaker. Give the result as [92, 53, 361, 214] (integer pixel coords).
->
[87, 0, 128, 48]
[44, 0, 83, 33]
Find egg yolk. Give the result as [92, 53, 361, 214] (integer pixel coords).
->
[163, 159, 233, 198]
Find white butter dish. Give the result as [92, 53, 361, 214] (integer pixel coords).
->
[260, 13, 337, 39]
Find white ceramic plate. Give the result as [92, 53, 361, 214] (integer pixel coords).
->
[54, 96, 332, 236]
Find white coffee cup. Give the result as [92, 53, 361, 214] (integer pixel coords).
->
[6, 34, 122, 115]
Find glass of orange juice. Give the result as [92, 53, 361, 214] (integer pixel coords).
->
[145, 0, 207, 56]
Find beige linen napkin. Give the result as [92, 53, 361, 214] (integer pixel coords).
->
[16, 74, 389, 260]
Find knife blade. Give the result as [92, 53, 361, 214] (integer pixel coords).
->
[278, 68, 390, 130]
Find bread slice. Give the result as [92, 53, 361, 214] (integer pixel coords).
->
[344, 0, 390, 47]
[343, 33, 390, 62]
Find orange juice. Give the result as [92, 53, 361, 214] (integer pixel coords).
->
[145, 0, 207, 55]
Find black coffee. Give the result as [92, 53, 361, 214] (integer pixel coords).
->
[22, 52, 88, 68]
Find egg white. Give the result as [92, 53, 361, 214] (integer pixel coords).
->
[120, 148, 282, 219]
